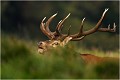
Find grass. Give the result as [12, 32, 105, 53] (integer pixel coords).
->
[1, 34, 119, 79]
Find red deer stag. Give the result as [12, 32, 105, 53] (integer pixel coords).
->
[37, 8, 117, 63]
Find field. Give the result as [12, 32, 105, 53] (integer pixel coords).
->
[1, 34, 119, 79]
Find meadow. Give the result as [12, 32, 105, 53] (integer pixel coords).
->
[1, 34, 119, 79]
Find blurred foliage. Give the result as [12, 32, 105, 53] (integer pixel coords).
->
[1, 34, 119, 79]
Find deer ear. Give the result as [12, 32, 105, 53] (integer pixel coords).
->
[63, 36, 72, 43]
[60, 36, 72, 46]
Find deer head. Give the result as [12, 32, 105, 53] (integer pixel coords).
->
[38, 8, 116, 53]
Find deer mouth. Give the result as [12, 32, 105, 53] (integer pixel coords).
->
[39, 47, 43, 49]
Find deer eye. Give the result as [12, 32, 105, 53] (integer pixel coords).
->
[52, 42, 59, 45]
[54, 42, 58, 45]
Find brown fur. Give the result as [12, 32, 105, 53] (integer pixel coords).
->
[80, 54, 119, 64]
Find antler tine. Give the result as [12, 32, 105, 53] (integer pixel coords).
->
[113, 23, 117, 32]
[45, 13, 57, 33]
[40, 17, 53, 39]
[58, 13, 71, 29]
[42, 17, 46, 22]
[55, 20, 63, 35]
[82, 8, 109, 35]
[108, 24, 110, 29]
[98, 23, 116, 32]
[57, 20, 62, 28]
[55, 13, 71, 35]
[71, 36, 85, 41]
[79, 17, 86, 34]
[70, 17, 86, 40]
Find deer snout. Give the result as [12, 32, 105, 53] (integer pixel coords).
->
[37, 41, 47, 53]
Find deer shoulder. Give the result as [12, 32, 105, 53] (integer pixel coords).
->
[80, 54, 119, 64]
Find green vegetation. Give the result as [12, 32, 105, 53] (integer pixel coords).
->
[1, 34, 119, 79]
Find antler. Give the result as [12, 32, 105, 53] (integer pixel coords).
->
[70, 8, 116, 41]
[40, 13, 70, 40]
[40, 8, 116, 41]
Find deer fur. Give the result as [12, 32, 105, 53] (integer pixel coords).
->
[80, 54, 119, 64]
